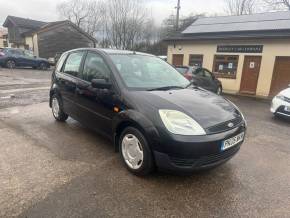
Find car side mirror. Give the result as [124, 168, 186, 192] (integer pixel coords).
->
[91, 79, 111, 89]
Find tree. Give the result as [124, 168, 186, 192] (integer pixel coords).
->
[224, 0, 257, 15]
[57, 0, 103, 36]
[160, 14, 203, 39]
[263, 0, 290, 10]
[104, 0, 149, 50]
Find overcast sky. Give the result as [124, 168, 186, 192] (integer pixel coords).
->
[0, 0, 226, 26]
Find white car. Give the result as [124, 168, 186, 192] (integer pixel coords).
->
[271, 85, 290, 118]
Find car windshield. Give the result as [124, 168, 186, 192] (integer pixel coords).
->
[110, 54, 190, 90]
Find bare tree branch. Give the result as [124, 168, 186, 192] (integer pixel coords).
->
[224, 0, 257, 15]
[263, 0, 290, 10]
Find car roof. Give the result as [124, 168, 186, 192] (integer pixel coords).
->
[65, 48, 154, 57]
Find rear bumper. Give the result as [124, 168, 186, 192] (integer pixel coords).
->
[153, 124, 246, 173]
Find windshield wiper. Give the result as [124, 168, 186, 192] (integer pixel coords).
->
[148, 86, 184, 91]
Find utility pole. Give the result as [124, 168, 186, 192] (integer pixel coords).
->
[175, 0, 181, 31]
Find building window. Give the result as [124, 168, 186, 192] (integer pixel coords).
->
[213, 55, 239, 79]
[189, 54, 203, 68]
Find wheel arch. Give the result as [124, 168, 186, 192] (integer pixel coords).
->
[5, 58, 16, 67]
[49, 84, 61, 107]
[113, 110, 160, 153]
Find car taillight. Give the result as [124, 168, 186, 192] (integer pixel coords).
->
[0, 52, 5, 57]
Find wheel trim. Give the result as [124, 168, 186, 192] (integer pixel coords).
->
[121, 134, 144, 170]
[40, 63, 47, 70]
[7, 61, 15, 69]
[52, 97, 60, 118]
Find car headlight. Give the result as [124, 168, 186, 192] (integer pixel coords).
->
[159, 110, 206, 136]
[276, 95, 286, 101]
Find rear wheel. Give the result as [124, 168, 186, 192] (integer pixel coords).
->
[217, 86, 222, 95]
[51, 94, 68, 122]
[6, 60, 16, 69]
[39, 62, 48, 70]
[119, 127, 154, 176]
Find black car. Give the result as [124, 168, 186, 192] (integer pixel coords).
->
[0, 48, 50, 69]
[176, 66, 222, 95]
[49, 48, 246, 176]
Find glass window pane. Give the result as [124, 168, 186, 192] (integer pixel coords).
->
[56, 53, 68, 72]
[63, 52, 84, 78]
[189, 55, 203, 67]
[83, 52, 111, 82]
[110, 54, 189, 90]
[213, 55, 239, 78]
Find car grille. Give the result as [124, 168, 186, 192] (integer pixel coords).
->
[284, 96, 290, 103]
[206, 117, 243, 134]
[170, 146, 240, 168]
[277, 106, 290, 115]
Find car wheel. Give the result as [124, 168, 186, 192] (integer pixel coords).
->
[39, 62, 48, 70]
[51, 94, 68, 122]
[6, 60, 16, 69]
[119, 127, 154, 176]
[217, 86, 222, 95]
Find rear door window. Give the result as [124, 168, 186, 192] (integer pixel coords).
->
[56, 53, 68, 72]
[63, 52, 85, 78]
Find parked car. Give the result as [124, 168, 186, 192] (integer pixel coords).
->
[271, 85, 290, 118]
[48, 52, 63, 66]
[50, 48, 246, 176]
[176, 66, 222, 95]
[158, 56, 167, 62]
[0, 48, 50, 70]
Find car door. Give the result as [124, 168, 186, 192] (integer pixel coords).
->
[192, 68, 205, 87]
[9, 49, 24, 66]
[75, 51, 116, 136]
[55, 51, 86, 119]
[202, 69, 218, 93]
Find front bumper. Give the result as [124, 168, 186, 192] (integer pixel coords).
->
[271, 97, 290, 117]
[153, 123, 246, 173]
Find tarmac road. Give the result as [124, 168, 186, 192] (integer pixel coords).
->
[0, 68, 289, 217]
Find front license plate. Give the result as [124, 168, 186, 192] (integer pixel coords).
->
[221, 132, 245, 151]
[285, 106, 290, 112]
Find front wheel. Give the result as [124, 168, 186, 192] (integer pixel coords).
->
[51, 94, 68, 122]
[39, 62, 48, 70]
[119, 127, 154, 176]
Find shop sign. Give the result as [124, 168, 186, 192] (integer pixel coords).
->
[217, 45, 263, 53]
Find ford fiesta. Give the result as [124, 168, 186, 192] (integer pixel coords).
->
[49, 48, 246, 176]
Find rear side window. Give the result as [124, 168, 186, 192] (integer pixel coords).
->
[8, 49, 23, 56]
[176, 67, 188, 75]
[56, 53, 68, 72]
[63, 52, 85, 78]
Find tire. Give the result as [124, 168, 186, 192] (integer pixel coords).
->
[217, 86, 222, 95]
[119, 127, 154, 176]
[6, 60, 16, 69]
[39, 62, 48, 70]
[51, 94, 68, 122]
